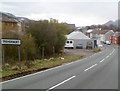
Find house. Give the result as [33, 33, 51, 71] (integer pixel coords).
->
[98, 30, 108, 42]
[86, 29, 114, 44]
[104, 30, 114, 43]
[86, 29, 102, 46]
[64, 23, 76, 31]
[86, 29, 93, 38]
[0, 14, 22, 32]
[111, 32, 120, 45]
[67, 24, 76, 31]
[65, 31, 94, 49]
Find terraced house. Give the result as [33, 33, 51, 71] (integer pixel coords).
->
[111, 32, 120, 45]
[0, 12, 22, 32]
[1, 19, 21, 32]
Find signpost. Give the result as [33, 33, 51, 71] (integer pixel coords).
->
[1, 39, 21, 45]
[1, 39, 21, 62]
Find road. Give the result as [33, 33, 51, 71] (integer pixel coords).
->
[1, 45, 118, 90]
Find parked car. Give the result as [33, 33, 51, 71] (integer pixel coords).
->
[65, 40, 74, 49]
[76, 44, 83, 49]
[106, 41, 111, 45]
[98, 44, 103, 48]
[103, 41, 106, 44]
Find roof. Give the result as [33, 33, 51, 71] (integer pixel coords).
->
[99, 30, 108, 34]
[87, 29, 93, 33]
[0, 12, 19, 23]
[105, 30, 114, 35]
[67, 31, 90, 40]
[66, 23, 76, 30]
[1, 17, 19, 23]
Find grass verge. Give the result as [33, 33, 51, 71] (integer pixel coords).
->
[93, 48, 101, 53]
[1, 55, 83, 81]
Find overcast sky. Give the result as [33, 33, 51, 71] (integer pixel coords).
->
[0, 0, 118, 26]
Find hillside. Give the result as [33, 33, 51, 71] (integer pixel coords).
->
[104, 20, 118, 27]
[0, 12, 34, 23]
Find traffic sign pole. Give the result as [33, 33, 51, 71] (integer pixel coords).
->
[18, 46, 21, 62]
[2, 45, 4, 64]
[1, 39, 21, 62]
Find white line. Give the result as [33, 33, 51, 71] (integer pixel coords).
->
[47, 76, 76, 91]
[84, 64, 98, 72]
[1, 64, 64, 84]
[1, 48, 112, 84]
[100, 59, 105, 63]
[100, 48, 115, 63]
[106, 55, 109, 58]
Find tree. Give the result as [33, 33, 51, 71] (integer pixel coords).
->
[27, 19, 71, 58]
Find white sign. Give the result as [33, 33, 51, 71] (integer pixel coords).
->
[1, 39, 21, 45]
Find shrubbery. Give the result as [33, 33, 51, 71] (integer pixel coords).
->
[2, 19, 71, 63]
[26, 19, 71, 58]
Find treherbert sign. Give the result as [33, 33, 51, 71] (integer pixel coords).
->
[1, 38, 21, 62]
[1, 39, 21, 45]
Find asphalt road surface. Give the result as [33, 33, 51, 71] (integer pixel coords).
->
[1, 45, 118, 90]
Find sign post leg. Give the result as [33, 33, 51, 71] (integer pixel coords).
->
[2, 45, 4, 64]
[18, 46, 21, 62]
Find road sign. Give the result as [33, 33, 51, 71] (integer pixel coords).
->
[1, 39, 21, 62]
[1, 39, 21, 45]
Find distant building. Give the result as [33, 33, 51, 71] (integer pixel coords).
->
[97, 30, 114, 42]
[104, 30, 114, 43]
[86, 29, 115, 43]
[65, 31, 94, 49]
[0, 17, 22, 32]
[111, 32, 120, 45]
[64, 23, 76, 31]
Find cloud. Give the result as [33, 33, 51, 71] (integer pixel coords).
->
[0, 0, 119, 2]
[0, 1, 118, 26]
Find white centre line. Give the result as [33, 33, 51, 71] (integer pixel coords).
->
[100, 59, 105, 63]
[84, 64, 98, 72]
[106, 55, 109, 58]
[99, 48, 115, 63]
[47, 76, 76, 91]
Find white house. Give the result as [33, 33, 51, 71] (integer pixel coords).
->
[65, 31, 93, 49]
[97, 30, 114, 43]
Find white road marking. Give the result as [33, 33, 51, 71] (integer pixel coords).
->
[1, 58, 83, 84]
[47, 76, 76, 91]
[106, 55, 109, 58]
[99, 48, 115, 63]
[1, 48, 115, 84]
[84, 64, 98, 72]
[100, 59, 105, 63]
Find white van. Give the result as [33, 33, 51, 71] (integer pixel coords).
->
[65, 40, 74, 49]
[106, 41, 111, 45]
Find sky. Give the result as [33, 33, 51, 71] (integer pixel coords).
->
[0, 0, 119, 27]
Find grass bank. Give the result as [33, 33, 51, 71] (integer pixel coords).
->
[93, 48, 101, 53]
[1, 55, 83, 81]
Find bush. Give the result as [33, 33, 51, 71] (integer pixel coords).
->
[93, 48, 101, 52]
[25, 61, 34, 68]
[11, 65, 20, 71]
[26, 19, 71, 57]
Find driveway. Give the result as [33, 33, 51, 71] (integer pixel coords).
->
[64, 46, 106, 57]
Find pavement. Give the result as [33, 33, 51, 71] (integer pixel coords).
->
[1, 45, 118, 90]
